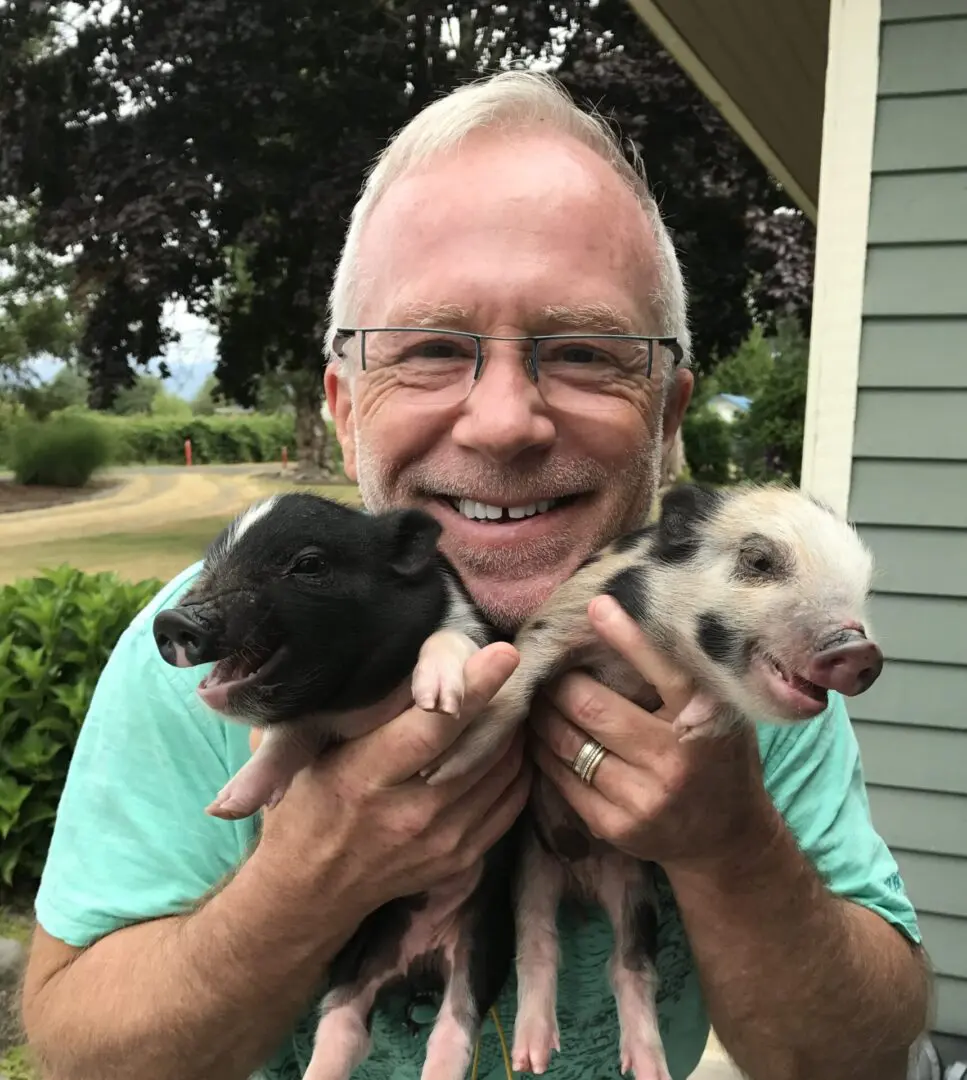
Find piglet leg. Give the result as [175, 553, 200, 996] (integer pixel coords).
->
[420, 971, 479, 1080]
[511, 825, 565, 1075]
[412, 628, 480, 717]
[206, 724, 315, 820]
[304, 984, 378, 1080]
[598, 859, 670, 1080]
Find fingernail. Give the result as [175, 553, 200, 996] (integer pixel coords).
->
[591, 594, 620, 621]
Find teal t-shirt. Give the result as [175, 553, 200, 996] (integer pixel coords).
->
[35, 562, 922, 1080]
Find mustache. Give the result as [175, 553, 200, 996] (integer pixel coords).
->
[399, 457, 612, 501]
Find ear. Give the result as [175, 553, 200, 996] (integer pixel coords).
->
[655, 483, 724, 559]
[661, 367, 693, 453]
[324, 362, 357, 482]
[384, 508, 444, 578]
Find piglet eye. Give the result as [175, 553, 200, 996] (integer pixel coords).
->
[740, 548, 775, 576]
[292, 552, 324, 575]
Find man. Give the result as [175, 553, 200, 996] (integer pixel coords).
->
[22, 70, 928, 1080]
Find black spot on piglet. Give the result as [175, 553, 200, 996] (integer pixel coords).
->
[697, 612, 738, 666]
[605, 567, 649, 625]
[654, 483, 724, 565]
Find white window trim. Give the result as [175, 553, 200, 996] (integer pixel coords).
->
[800, 0, 882, 516]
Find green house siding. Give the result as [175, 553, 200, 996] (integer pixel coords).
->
[849, 0, 967, 1039]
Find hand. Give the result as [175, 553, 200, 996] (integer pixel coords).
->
[529, 595, 782, 872]
[253, 641, 532, 911]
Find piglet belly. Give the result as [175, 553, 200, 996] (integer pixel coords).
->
[398, 864, 484, 970]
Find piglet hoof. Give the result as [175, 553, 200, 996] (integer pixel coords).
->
[205, 780, 289, 820]
[620, 1036, 672, 1080]
[671, 693, 722, 742]
[511, 1015, 560, 1075]
[672, 717, 718, 743]
[412, 658, 466, 718]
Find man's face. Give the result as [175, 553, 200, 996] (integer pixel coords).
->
[325, 127, 692, 631]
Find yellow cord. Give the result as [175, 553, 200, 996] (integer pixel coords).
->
[470, 1006, 515, 1080]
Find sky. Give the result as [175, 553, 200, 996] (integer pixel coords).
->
[26, 301, 218, 402]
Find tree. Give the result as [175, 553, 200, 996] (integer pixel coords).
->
[555, 0, 815, 374]
[16, 362, 89, 419]
[0, 0, 815, 479]
[0, 197, 85, 390]
[733, 316, 809, 484]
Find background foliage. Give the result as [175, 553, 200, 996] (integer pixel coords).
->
[0, 0, 815, 472]
[0, 566, 162, 890]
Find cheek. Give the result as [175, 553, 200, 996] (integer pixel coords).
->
[569, 396, 660, 471]
[355, 387, 455, 474]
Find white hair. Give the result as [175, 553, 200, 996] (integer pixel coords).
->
[324, 68, 692, 385]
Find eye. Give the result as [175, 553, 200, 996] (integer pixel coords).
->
[738, 544, 779, 578]
[291, 551, 325, 576]
[745, 552, 774, 574]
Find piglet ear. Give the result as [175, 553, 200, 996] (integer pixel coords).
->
[655, 482, 724, 558]
[384, 508, 443, 578]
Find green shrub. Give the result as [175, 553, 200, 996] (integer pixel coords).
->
[0, 566, 163, 890]
[9, 414, 112, 487]
[92, 412, 296, 466]
[733, 317, 809, 484]
[681, 402, 734, 485]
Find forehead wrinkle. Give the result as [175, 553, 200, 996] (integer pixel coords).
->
[372, 299, 646, 338]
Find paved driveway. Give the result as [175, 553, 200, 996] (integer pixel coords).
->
[0, 463, 282, 548]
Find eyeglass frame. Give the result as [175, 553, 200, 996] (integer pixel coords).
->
[330, 326, 685, 385]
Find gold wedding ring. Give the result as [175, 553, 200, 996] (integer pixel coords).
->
[570, 737, 607, 786]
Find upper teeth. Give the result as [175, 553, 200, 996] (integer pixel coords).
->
[454, 498, 558, 521]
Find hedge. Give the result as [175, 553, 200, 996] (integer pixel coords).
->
[93, 412, 296, 465]
[0, 566, 163, 890]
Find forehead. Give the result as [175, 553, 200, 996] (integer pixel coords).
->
[355, 127, 660, 334]
[713, 489, 871, 572]
[209, 495, 363, 567]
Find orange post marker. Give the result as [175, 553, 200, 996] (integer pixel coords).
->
[281, 446, 288, 469]
[185, 438, 192, 467]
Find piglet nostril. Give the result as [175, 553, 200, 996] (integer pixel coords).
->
[806, 640, 883, 697]
[153, 609, 218, 667]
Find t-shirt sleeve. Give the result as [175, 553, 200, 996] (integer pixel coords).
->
[758, 692, 922, 945]
[34, 564, 258, 949]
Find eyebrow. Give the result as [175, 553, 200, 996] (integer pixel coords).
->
[539, 303, 638, 335]
[385, 302, 475, 328]
[383, 301, 642, 336]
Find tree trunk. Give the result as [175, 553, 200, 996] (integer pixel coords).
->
[292, 371, 327, 483]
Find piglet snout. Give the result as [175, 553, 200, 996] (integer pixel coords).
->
[153, 608, 220, 668]
[806, 630, 883, 696]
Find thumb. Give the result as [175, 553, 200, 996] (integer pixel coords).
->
[371, 641, 520, 786]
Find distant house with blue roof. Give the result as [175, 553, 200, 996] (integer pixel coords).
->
[707, 393, 752, 425]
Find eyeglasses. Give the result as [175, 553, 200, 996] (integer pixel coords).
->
[331, 326, 684, 413]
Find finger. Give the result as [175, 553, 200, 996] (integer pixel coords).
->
[588, 595, 696, 717]
[373, 642, 520, 786]
[541, 668, 677, 766]
[529, 695, 646, 808]
[442, 736, 533, 860]
[530, 736, 628, 845]
[440, 726, 528, 823]
[460, 754, 533, 862]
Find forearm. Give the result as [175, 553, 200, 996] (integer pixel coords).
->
[664, 811, 930, 1080]
[24, 843, 365, 1080]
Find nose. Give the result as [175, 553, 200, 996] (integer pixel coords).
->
[806, 637, 884, 696]
[450, 350, 557, 464]
[153, 609, 219, 667]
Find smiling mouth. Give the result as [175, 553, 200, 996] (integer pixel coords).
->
[197, 646, 290, 712]
[439, 494, 580, 523]
[754, 650, 828, 717]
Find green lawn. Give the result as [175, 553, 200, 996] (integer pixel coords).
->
[0, 482, 363, 586]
